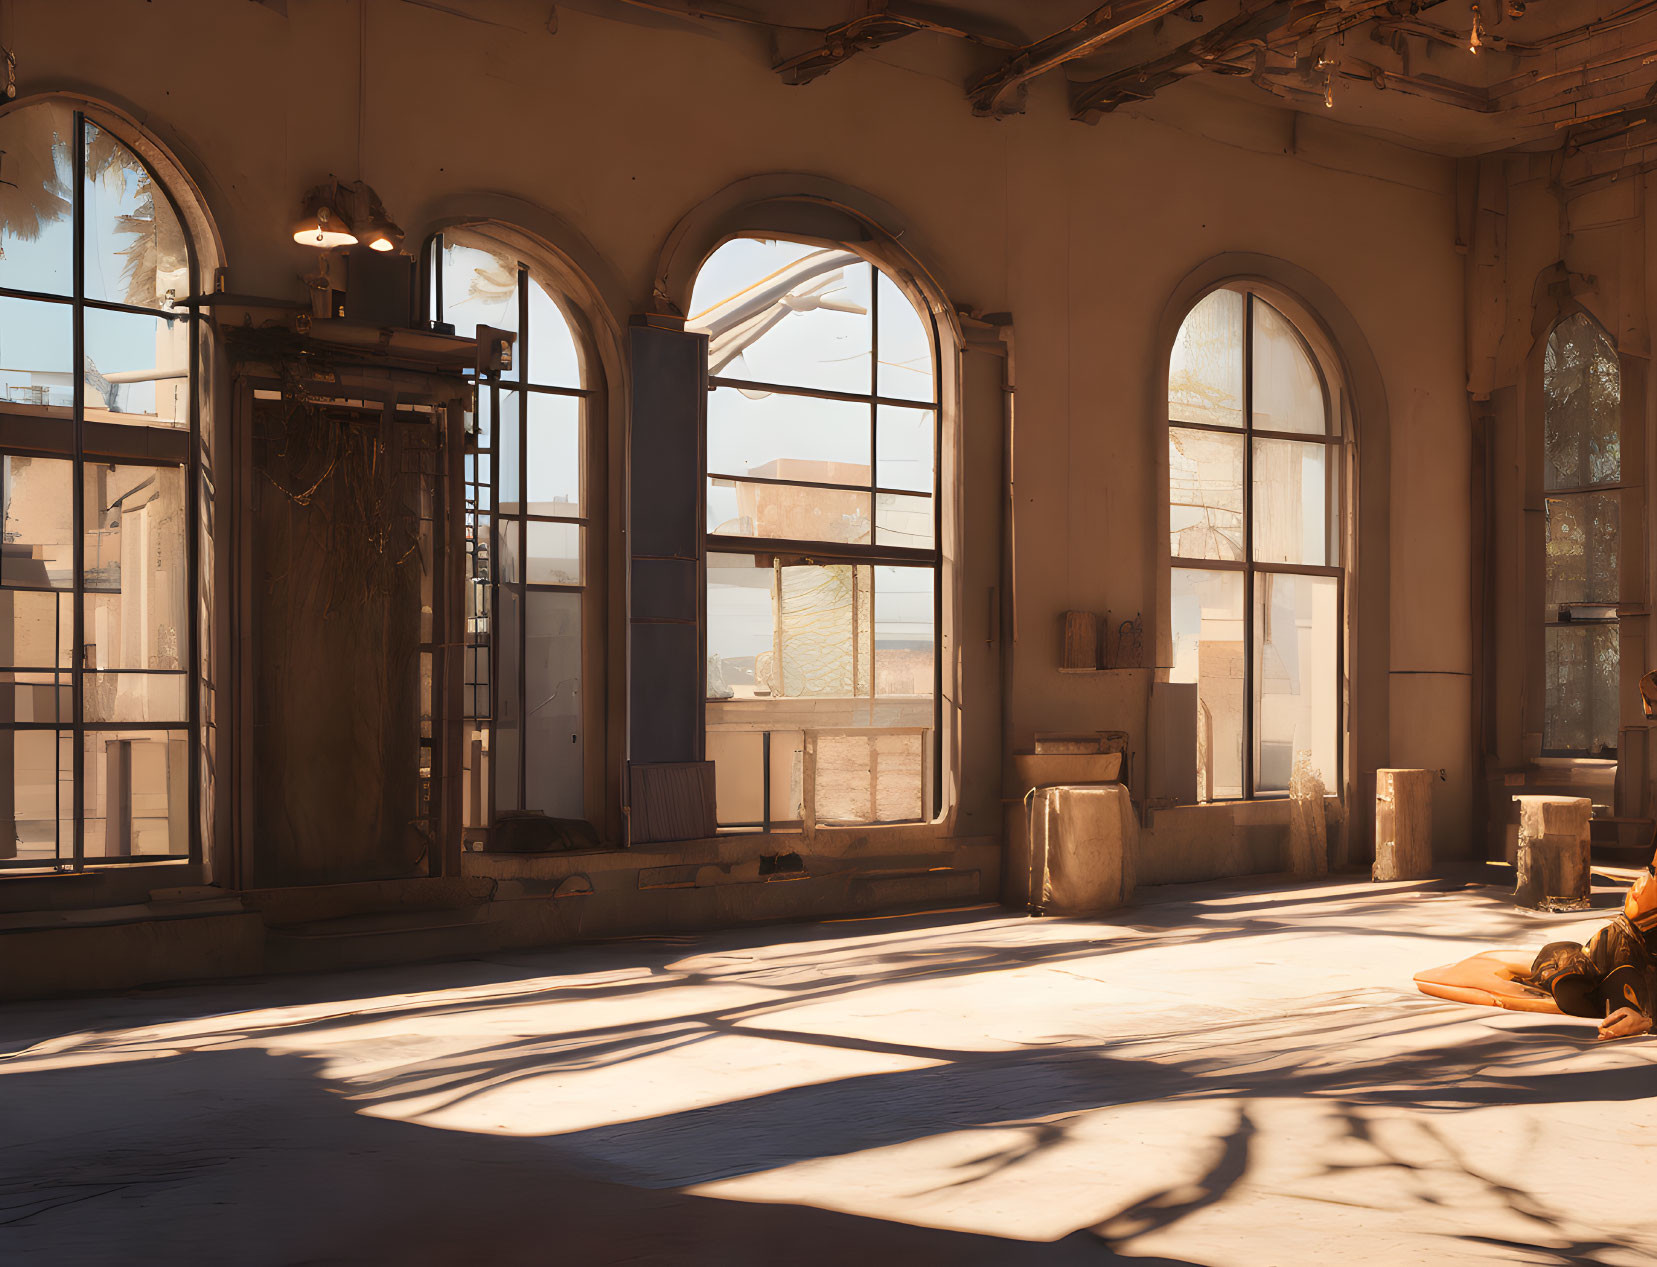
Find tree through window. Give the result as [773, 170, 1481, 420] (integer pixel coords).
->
[692, 237, 940, 830]
[1167, 287, 1344, 800]
[1542, 311, 1620, 757]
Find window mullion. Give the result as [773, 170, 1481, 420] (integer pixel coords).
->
[70, 110, 86, 873]
[1242, 292, 1255, 802]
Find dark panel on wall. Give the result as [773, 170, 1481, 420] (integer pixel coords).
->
[628, 320, 708, 766]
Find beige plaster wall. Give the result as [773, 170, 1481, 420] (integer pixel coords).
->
[6, 0, 1473, 878]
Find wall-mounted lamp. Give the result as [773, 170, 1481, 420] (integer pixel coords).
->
[290, 179, 403, 253]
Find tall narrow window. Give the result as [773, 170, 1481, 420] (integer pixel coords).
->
[1167, 288, 1344, 800]
[0, 103, 200, 869]
[428, 231, 589, 834]
[1542, 312, 1620, 757]
[692, 237, 940, 830]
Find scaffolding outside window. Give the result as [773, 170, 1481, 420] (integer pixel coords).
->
[693, 237, 941, 831]
[427, 231, 590, 836]
[1542, 311, 1621, 757]
[0, 101, 199, 870]
[1167, 287, 1345, 801]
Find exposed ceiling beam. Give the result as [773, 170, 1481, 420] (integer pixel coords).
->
[771, 3, 1021, 87]
[966, 0, 1200, 118]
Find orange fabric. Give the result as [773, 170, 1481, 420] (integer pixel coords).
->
[1623, 867, 1657, 931]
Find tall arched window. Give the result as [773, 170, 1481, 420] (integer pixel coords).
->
[1167, 287, 1344, 800]
[692, 237, 940, 830]
[1542, 311, 1621, 757]
[0, 101, 206, 870]
[427, 229, 591, 834]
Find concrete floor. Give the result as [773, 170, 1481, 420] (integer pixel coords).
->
[3, 874, 1656, 1265]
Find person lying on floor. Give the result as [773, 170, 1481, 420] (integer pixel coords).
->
[1528, 860, 1657, 1040]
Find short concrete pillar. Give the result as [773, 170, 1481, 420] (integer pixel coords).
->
[1374, 768, 1433, 881]
[1513, 795, 1591, 912]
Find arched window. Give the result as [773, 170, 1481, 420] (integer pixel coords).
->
[0, 101, 207, 870]
[692, 237, 940, 829]
[1167, 287, 1344, 800]
[1542, 311, 1621, 757]
[427, 228, 591, 833]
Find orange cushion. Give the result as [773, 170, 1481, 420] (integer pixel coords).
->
[1414, 951, 1562, 1014]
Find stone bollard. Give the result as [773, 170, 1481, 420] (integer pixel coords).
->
[1374, 768, 1434, 881]
[1513, 795, 1591, 912]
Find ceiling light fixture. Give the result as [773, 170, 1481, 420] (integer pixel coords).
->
[291, 186, 358, 249]
[1469, 4, 1485, 53]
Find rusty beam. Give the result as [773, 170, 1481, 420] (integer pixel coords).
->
[772, 5, 1020, 87]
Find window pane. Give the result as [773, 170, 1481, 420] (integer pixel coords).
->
[83, 307, 190, 428]
[707, 385, 870, 482]
[526, 520, 581, 586]
[1545, 622, 1619, 755]
[707, 553, 774, 700]
[525, 392, 581, 519]
[523, 590, 581, 818]
[1170, 568, 1244, 801]
[769, 729, 805, 823]
[83, 671, 187, 723]
[876, 269, 934, 403]
[494, 584, 522, 812]
[442, 241, 520, 349]
[2, 729, 72, 865]
[816, 731, 924, 824]
[82, 464, 186, 599]
[874, 566, 933, 697]
[0, 101, 74, 297]
[707, 477, 871, 545]
[81, 729, 187, 858]
[708, 729, 765, 826]
[1169, 427, 1243, 561]
[0, 296, 74, 411]
[876, 404, 934, 493]
[875, 492, 933, 550]
[4, 456, 74, 589]
[706, 555, 872, 700]
[0, 672, 69, 724]
[1251, 300, 1325, 435]
[1252, 438, 1331, 566]
[494, 518, 521, 586]
[1168, 289, 1243, 429]
[494, 389, 522, 513]
[691, 241, 872, 395]
[0, 591, 71, 668]
[1544, 312, 1620, 490]
[84, 122, 188, 310]
[525, 273, 579, 389]
[1253, 573, 1339, 794]
[1545, 491, 1619, 610]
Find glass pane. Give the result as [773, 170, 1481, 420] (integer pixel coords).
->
[494, 584, 522, 812]
[0, 101, 74, 297]
[1168, 289, 1243, 429]
[1169, 427, 1243, 562]
[3, 456, 74, 589]
[691, 240, 872, 395]
[875, 492, 932, 550]
[2, 729, 72, 865]
[1545, 622, 1619, 755]
[1251, 300, 1325, 435]
[0, 672, 69, 724]
[82, 465, 187, 604]
[526, 520, 581, 586]
[523, 590, 581, 818]
[707, 553, 775, 700]
[874, 566, 933, 697]
[1545, 491, 1619, 610]
[876, 269, 934, 403]
[0, 296, 74, 410]
[442, 241, 520, 350]
[83, 671, 187, 723]
[1253, 573, 1339, 794]
[815, 731, 924, 824]
[876, 404, 934, 493]
[526, 392, 581, 518]
[1252, 439, 1331, 566]
[81, 729, 188, 858]
[1170, 568, 1245, 801]
[83, 307, 190, 428]
[707, 385, 870, 481]
[461, 722, 489, 831]
[85, 590, 186, 673]
[495, 389, 522, 513]
[707, 477, 871, 545]
[494, 517, 521, 586]
[769, 729, 805, 823]
[84, 122, 188, 309]
[1544, 312, 1620, 490]
[708, 729, 765, 826]
[0, 591, 71, 668]
[525, 272, 579, 389]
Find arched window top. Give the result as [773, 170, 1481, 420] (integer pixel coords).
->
[1543, 311, 1620, 491]
[1168, 287, 1331, 437]
[430, 227, 581, 392]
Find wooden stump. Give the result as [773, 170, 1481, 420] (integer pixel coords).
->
[1374, 768, 1433, 881]
[1513, 795, 1591, 911]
